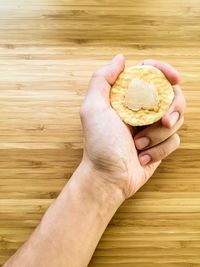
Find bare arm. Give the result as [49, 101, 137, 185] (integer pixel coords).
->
[4, 161, 124, 267]
[4, 55, 185, 267]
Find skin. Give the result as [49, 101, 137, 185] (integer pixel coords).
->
[3, 55, 185, 267]
[81, 54, 185, 195]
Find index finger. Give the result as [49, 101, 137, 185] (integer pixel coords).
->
[141, 59, 181, 85]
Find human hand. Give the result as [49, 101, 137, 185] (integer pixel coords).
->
[80, 55, 185, 199]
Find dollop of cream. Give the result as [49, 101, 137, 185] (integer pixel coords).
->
[125, 79, 159, 111]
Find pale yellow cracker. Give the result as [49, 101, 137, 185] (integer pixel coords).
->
[110, 65, 174, 126]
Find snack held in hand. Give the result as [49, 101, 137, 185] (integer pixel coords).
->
[110, 65, 174, 126]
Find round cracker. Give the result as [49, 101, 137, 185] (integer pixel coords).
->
[110, 65, 174, 126]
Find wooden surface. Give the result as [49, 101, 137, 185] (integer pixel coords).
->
[0, 0, 199, 266]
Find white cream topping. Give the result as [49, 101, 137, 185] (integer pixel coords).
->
[125, 79, 159, 111]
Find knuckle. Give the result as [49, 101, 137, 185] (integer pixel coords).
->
[80, 104, 89, 119]
[149, 145, 166, 162]
[179, 94, 186, 111]
[108, 66, 117, 80]
[182, 95, 186, 110]
[174, 86, 186, 113]
[80, 102, 97, 120]
[175, 116, 184, 130]
[92, 68, 106, 80]
[150, 133, 181, 162]
[172, 133, 181, 148]
[92, 70, 100, 79]
[155, 146, 166, 159]
[91, 70, 107, 86]
[179, 116, 184, 127]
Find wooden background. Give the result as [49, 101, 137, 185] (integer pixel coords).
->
[0, 0, 200, 266]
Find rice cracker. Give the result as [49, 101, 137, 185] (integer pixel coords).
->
[110, 65, 174, 126]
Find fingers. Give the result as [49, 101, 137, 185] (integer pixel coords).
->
[161, 85, 186, 128]
[139, 133, 180, 166]
[88, 54, 125, 96]
[93, 54, 125, 85]
[135, 59, 184, 166]
[134, 116, 184, 150]
[140, 59, 186, 129]
[83, 54, 125, 111]
[141, 59, 181, 85]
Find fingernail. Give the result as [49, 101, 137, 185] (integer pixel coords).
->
[169, 112, 179, 127]
[139, 154, 151, 166]
[135, 137, 150, 150]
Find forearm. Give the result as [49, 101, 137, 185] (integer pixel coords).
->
[4, 160, 124, 267]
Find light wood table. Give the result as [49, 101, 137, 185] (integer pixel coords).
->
[0, 1, 199, 266]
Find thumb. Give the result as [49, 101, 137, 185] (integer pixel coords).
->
[95, 54, 125, 85]
[86, 54, 125, 108]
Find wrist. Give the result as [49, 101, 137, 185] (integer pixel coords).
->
[68, 158, 125, 214]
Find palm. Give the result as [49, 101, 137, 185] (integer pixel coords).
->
[82, 106, 158, 197]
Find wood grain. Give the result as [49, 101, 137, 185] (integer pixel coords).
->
[0, 0, 199, 266]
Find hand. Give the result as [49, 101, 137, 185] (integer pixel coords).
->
[80, 55, 185, 199]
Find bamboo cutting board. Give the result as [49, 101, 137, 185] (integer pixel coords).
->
[0, 1, 200, 266]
